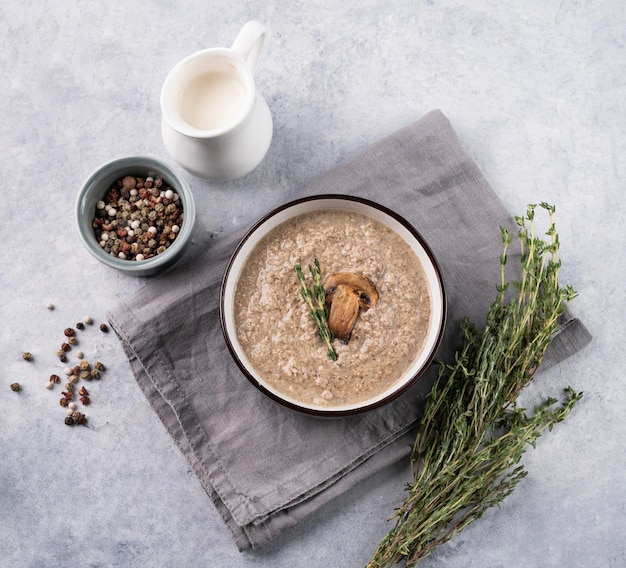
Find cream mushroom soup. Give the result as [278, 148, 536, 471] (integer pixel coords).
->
[233, 209, 431, 407]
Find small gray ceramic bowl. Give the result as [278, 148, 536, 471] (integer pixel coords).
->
[75, 156, 196, 277]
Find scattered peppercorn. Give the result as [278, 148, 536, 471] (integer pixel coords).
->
[41, 311, 108, 428]
[22, 352, 32, 361]
[46, 303, 55, 310]
[11, 383, 20, 392]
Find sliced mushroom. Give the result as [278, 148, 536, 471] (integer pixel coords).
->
[325, 272, 379, 342]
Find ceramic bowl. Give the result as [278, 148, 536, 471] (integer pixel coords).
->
[75, 156, 196, 277]
[220, 195, 447, 416]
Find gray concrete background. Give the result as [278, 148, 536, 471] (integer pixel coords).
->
[1, 1, 624, 566]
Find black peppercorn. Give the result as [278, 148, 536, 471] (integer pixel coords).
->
[99, 323, 109, 333]
[65, 416, 75, 426]
[76, 322, 85, 330]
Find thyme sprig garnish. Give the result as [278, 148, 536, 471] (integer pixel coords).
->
[368, 203, 583, 567]
[295, 259, 337, 361]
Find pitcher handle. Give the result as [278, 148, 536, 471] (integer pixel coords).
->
[231, 21, 266, 72]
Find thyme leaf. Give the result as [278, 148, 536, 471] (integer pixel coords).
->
[367, 203, 583, 567]
[295, 259, 337, 361]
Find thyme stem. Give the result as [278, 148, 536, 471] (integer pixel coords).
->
[367, 203, 583, 567]
[295, 259, 337, 361]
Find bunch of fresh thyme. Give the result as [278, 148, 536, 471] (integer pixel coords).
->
[295, 259, 337, 361]
[367, 203, 583, 567]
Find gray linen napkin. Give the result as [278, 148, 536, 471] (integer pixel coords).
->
[107, 109, 591, 551]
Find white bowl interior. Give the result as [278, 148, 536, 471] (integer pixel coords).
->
[222, 196, 445, 414]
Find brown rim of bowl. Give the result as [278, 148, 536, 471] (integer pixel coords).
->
[219, 194, 448, 417]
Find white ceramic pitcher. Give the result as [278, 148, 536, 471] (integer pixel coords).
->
[160, 21, 273, 181]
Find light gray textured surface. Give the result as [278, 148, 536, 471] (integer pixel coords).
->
[0, 1, 623, 567]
